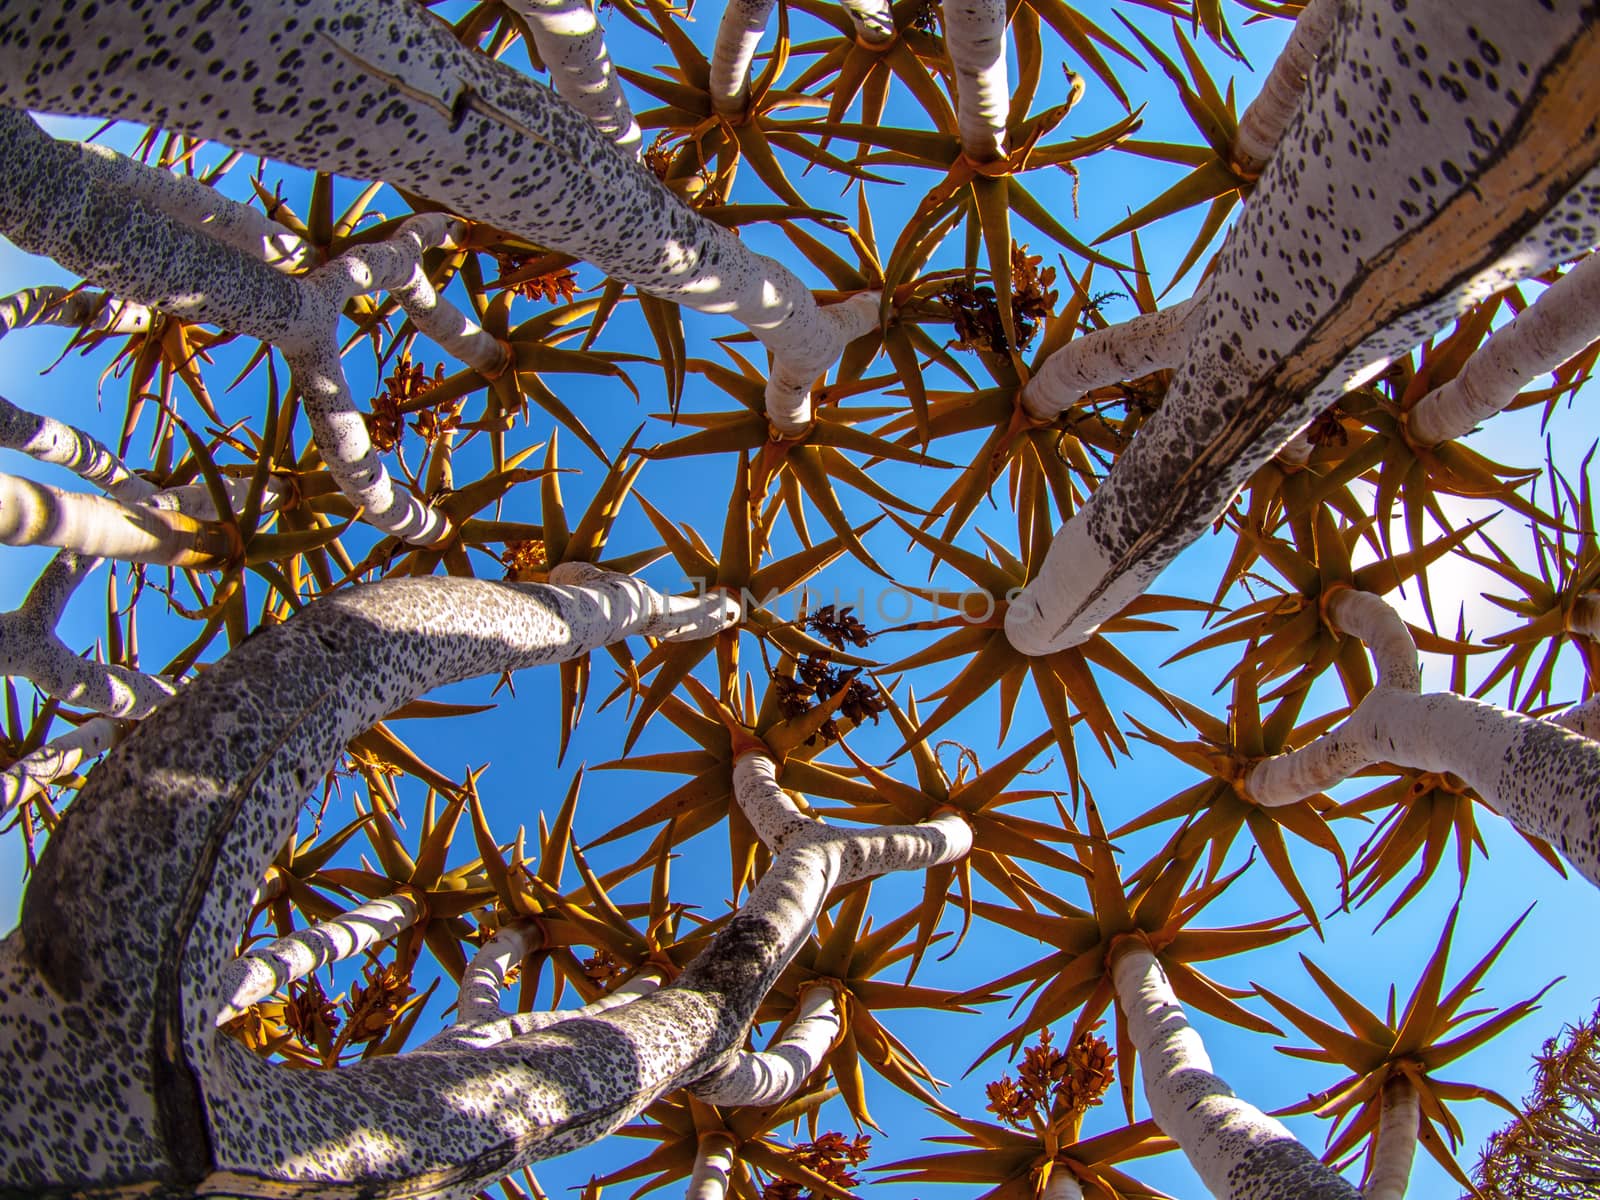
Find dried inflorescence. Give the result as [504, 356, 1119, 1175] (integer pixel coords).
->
[762, 1132, 872, 1200]
[804, 604, 873, 651]
[985, 1027, 1117, 1131]
[941, 242, 1059, 356]
[366, 356, 448, 452]
[502, 539, 549, 581]
[772, 651, 888, 745]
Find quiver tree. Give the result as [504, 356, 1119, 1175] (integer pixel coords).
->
[0, 568, 981, 1191]
[2, 1, 1600, 1198]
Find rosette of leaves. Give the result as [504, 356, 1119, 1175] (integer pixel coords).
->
[1118, 674, 1349, 934]
[1256, 907, 1555, 1192]
[622, 450, 883, 750]
[644, 349, 948, 573]
[879, 1028, 1173, 1200]
[1173, 504, 1483, 704]
[1465, 456, 1600, 709]
[1329, 623, 1567, 926]
[820, 686, 1092, 975]
[757, 880, 1000, 1128]
[964, 799, 1300, 1116]
[468, 770, 720, 1006]
[876, 488, 1199, 795]
[593, 673, 889, 894]
[596, 1088, 865, 1200]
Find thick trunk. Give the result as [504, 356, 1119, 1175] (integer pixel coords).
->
[0, 566, 972, 1194]
[1005, 1, 1600, 655]
[1111, 943, 1360, 1200]
[1408, 251, 1600, 446]
[0, 0, 869, 431]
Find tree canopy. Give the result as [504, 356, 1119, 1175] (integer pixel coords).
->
[2, 1, 1600, 1198]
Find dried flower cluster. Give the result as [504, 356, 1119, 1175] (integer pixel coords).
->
[762, 1132, 872, 1200]
[986, 1027, 1117, 1130]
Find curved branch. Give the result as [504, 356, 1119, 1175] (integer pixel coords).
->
[1244, 590, 1600, 887]
[504, 0, 643, 155]
[216, 894, 427, 1024]
[455, 923, 541, 1027]
[0, 714, 127, 816]
[688, 983, 839, 1106]
[1231, 0, 1341, 177]
[1020, 296, 1203, 423]
[1111, 941, 1360, 1200]
[1408, 251, 1600, 446]
[1553, 692, 1600, 741]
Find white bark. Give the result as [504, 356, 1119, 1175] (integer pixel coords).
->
[433, 967, 666, 1049]
[503, 0, 643, 155]
[1408, 251, 1600, 445]
[1040, 1173, 1085, 1200]
[1570, 594, 1600, 639]
[65, 136, 314, 272]
[0, 551, 177, 717]
[456, 924, 540, 1027]
[0, 471, 233, 566]
[1554, 692, 1600, 741]
[689, 983, 840, 1105]
[1244, 591, 1600, 887]
[0, 112, 504, 545]
[1363, 1076, 1419, 1200]
[1232, 0, 1342, 176]
[710, 0, 776, 115]
[0, 0, 872, 436]
[1002, 2, 1600, 656]
[686, 1132, 738, 1200]
[1112, 943, 1360, 1200]
[0, 714, 126, 815]
[941, 0, 1009, 162]
[215, 893, 427, 1024]
[0, 286, 153, 338]
[840, 0, 895, 45]
[0, 394, 157, 504]
[1020, 296, 1204, 422]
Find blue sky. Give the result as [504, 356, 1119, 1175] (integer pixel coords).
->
[3, 4, 1600, 1199]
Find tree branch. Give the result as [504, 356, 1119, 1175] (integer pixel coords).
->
[1110, 941, 1360, 1200]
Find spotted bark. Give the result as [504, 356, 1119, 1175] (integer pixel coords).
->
[1007, 0, 1600, 655]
